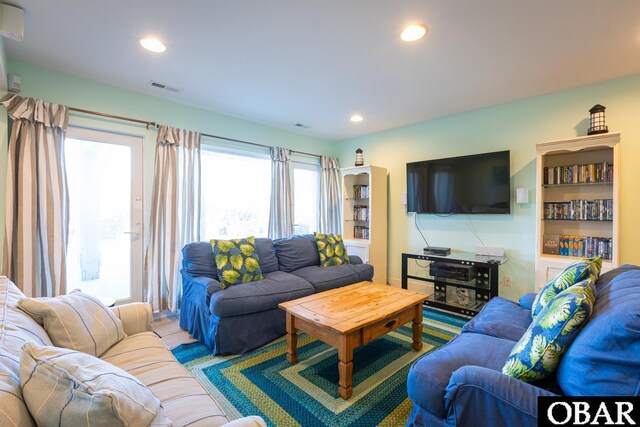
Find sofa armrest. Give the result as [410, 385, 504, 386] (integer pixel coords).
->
[182, 271, 224, 297]
[445, 366, 557, 427]
[349, 255, 363, 264]
[222, 416, 267, 427]
[518, 292, 537, 310]
[110, 303, 152, 335]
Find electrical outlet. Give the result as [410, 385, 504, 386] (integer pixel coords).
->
[504, 275, 512, 287]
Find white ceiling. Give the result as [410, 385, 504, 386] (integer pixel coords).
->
[5, 1, 640, 140]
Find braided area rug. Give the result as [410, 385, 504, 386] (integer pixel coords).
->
[172, 307, 467, 427]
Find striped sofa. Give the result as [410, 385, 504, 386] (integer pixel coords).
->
[0, 276, 265, 427]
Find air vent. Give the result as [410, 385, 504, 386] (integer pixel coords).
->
[149, 80, 181, 93]
[294, 123, 310, 129]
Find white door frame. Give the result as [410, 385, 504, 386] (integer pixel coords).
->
[66, 126, 144, 304]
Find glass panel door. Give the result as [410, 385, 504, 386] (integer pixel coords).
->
[292, 162, 319, 235]
[65, 127, 143, 303]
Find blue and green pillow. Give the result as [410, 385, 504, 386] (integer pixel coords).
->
[502, 278, 596, 382]
[314, 232, 350, 267]
[531, 257, 602, 319]
[210, 236, 263, 289]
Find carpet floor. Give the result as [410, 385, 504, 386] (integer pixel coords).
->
[172, 307, 468, 427]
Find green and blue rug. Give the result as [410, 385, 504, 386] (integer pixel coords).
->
[172, 307, 468, 427]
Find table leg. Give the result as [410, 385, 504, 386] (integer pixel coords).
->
[412, 304, 423, 351]
[285, 313, 298, 364]
[338, 334, 354, 399]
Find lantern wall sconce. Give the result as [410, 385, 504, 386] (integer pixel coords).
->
[587, 104, 608, 135]
[355, 148, 364, 166]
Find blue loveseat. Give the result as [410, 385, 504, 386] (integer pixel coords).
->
[406, 264, 640, 427]
[179, 234, 374, 354]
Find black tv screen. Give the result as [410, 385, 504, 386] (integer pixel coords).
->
[406, 150, 511, 214]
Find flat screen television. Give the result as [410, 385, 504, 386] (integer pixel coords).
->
[406, 150, 511, 214]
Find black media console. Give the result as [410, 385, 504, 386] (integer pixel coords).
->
[401, 251, 507, 316]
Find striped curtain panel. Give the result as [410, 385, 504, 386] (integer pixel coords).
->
[145, 125, 201, 312]
[1, 94, 69, 297]
[319, 156, 342, 234]
[268, 147, 293, 239]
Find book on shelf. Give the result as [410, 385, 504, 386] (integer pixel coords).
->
[543, 162, 613, 185]
[556, 235, 612, 260]
[353, 226, 369, 239]
[543, 199, 613, 221]
[543, 234, 560, 255]
[353, 205, 369, 221]
[352, 185, 369, 199]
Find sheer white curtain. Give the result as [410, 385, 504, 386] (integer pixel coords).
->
[319, 156, 342, 234]
[145, 125, 200, 312]
[268, 147, 293, 239]
[1, 94, 69, 297]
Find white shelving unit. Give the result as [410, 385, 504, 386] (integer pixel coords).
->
[535, 133, 620, 289]
[341, 165, 388, 284]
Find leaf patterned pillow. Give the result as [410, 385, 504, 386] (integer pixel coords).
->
[502, 278, 596, 382]
[531, 257, 602, 319]
[210, 236, 263, 289]
[314, 232, 350, 267]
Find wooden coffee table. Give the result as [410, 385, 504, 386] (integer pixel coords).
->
[278, 282, 427, 399]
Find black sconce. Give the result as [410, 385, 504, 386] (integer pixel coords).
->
[355, 148, 364, 166]
[587, 104, 608, 135]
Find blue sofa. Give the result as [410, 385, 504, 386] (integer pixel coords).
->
[179, 234, 374, 354]
[406, 264, 640, 427]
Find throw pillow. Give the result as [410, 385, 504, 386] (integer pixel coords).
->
[20, 342, 171, 427]
[211, 236, 263, 289]
[314, 232, 350, 267]
[502, 278, 596, 382]
[18, 292, 126, 357]
[531, 257, 602, 318]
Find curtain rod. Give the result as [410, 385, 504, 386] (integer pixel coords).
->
[68, 106, 321, 158]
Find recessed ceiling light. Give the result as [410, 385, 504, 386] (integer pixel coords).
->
[350, 114, 364, 123]
[140, 37, 167, 53]
[401, 24, 428, 42]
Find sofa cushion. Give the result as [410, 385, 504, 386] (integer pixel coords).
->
[20, 342, 169, 427]
[274, 234, 320, 272]
[18, 292, 126, 357]
[314, 232, 350, 267]
[531, 257, 601, 318]
[255, 237, 279, 274]
[183, 241, 218, 279]
[503, 279, 596, 382]
[289, 263, 373, 293]
[407, 332, 515, 419]
[209, 271, 315, 317]
[461, 297, 533, 342]
[0, 278, 51, 427]
[557, 265, 640, 396]
[102, 331, 231, 426]
[212, 236, 264, 288]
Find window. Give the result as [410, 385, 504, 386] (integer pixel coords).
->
[291, 161, 320, 235]
[200, 148, 271, 239]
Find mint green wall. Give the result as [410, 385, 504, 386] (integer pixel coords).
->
[3, 60, 640, 300]
[0, 60, 334, 264]
[5, 60, 333, 153]
[333, 74, 640, 300]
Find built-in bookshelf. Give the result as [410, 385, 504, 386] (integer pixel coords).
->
[535, 133, 620, 289]
[341, 165, 387, 284]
